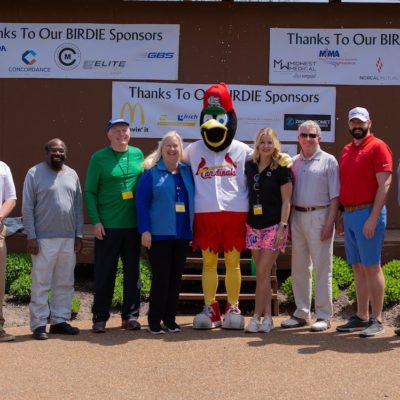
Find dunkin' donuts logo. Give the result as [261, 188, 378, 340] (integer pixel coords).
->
[195, 153, 237, 179]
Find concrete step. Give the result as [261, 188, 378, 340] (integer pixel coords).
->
[179, 293, 278, 301]
[181, 274, 276, 283]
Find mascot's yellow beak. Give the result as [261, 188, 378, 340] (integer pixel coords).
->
[200, 119, 228, 148]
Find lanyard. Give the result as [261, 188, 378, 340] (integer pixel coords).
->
[110, 148, 130, 191]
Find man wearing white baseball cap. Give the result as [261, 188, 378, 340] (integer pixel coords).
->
[337, 107, 392, 337]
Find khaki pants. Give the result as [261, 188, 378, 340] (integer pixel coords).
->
[0, 224, 7, 330]
[290, 208, 334, 321]
[29, 238, 76, 331]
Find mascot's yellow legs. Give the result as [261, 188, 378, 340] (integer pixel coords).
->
[201, 249, 241, 306]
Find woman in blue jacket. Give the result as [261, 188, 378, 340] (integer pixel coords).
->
[136, 131, 194, 334]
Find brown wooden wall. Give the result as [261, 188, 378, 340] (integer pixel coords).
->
[1, 0, 399, 227]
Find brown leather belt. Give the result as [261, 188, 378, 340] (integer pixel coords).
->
[343, 203, 373, 212]
[293, 205, 329, 212]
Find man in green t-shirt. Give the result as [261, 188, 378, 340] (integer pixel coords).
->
[85, 118, 144, 333]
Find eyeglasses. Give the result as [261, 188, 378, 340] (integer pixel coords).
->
[253, 174, 260, 191]
[299, 133, 319, 139]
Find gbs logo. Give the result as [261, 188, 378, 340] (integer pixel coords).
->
[147, 52, 174, 59]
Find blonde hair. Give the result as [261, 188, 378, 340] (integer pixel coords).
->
[142, 131, 184, 170]
[252, 128, 282, 170]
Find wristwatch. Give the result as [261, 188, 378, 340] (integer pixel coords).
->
[279, 222, 288, 228]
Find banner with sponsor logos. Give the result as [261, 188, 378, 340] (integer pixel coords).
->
[0, 23, 179, 79]
[112, 82, 336, 142]
[270, 28, 400, 85]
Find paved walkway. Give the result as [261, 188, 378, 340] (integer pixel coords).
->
[1, 316, 400, 400]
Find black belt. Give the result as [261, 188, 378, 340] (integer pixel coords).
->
[294, 205, 329, 212]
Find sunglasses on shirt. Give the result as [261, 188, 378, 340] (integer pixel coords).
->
[253, 173, 260, 191]
[299, 133, 319, 139]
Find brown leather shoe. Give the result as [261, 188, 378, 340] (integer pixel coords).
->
[395, 328, 400, 336]
[121, 318, 141, 330]
[92, 321, 106, 333]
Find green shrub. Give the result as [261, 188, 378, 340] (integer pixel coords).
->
[280, 276, 295, 303]
[6, 253, 32, 292]
[112, 258, 152, 307]
[332, 256, 353, 289]
[347, 281, 356, 302]
[112, 270, 124, 307]
[280, 274, 341, 304]
[9, 273, 82, 316]
[71, 296, 81, 315]
[383, 260, 400, 280]
[347, 261, 400, 308]
[9, 273, 32, 301]
[382, 260, 400, 307]
[140, 258, 152, 295]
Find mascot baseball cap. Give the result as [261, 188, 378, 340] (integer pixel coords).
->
[108, 118, 130, 130]
[203, 82, 236, 115]
[348, 107, 370, 122]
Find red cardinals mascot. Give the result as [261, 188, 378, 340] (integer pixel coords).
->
[185, 83, 252, 329]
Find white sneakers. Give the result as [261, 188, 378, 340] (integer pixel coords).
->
[310, 319, 331, 332]
[245, 315, 274, 333]
[245, 315, 261, 333]
[280, 316, 308, 329]
[222, 304, 245, 330]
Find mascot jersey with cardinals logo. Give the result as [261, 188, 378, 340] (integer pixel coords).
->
[185, 139, 252, 213]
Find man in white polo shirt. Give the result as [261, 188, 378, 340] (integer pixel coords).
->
[0, 161, 17, 342]
[281, 120, 339, 332]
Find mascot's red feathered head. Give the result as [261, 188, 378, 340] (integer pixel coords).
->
[199, 82, 237, 152]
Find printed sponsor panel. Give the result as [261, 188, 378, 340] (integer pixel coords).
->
[0, 23, 179, 79]
[112, 82, 336, 142]
[270, 28, 400, 85]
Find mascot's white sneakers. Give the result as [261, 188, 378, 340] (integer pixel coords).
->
[193, 302, 222, 329]
[222, 303, 245, 330]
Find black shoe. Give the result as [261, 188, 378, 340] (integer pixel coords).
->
[33, 326, 48, 340]
[147, 323, 165, 335]
[49, 322, 80, 335]
[92, 321, 106, 333]
[163, 321, 181, 333]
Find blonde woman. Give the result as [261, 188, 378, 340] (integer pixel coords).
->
[245, 128, 293, 333]
[136, 131, 194, 334]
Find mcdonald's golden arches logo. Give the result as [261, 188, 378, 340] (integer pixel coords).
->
[120, 102, 145, 125]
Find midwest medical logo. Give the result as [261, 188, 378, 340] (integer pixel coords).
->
[120, 102, 149, 134]
[273, 59, 316, 72]
[195, 154, 237, 179]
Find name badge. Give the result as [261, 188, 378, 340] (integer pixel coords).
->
[176, 202, 186, 213]
[122, 191, 134, 200]
[253, 204, 263, 215]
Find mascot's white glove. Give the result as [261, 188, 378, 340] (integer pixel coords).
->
[277, 153, 293, 168]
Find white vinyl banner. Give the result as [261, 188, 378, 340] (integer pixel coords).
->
[270, 28, 400, 85]
[112, 82, 336, 142]
[0, 23, 179, 79]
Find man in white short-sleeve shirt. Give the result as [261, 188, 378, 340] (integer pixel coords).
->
[281, 120, 339, 332]
[0, 161, 17, 342]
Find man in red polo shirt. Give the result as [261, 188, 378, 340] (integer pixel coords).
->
[337, 107, 392, 337]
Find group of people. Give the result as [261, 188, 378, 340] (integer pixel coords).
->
[0, 82, 398, 341]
